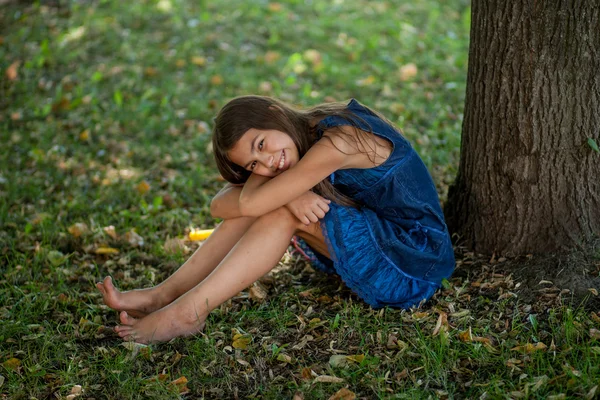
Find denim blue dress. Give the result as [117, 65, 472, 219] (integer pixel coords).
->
[297, 99, 455, 309]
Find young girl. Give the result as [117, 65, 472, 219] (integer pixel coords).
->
[96, 96, 455, 343]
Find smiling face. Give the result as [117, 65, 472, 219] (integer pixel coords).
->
[227, 128, 299, 177]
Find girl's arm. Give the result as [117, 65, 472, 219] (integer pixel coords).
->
[239, 137, 349, 217]
[210, 183, 244, 219]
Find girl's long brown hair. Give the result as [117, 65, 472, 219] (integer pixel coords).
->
[212, 95, 392, 207]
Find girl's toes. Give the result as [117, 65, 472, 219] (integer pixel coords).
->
[119, 311, 137, 325]
[96, 282, 106, 295]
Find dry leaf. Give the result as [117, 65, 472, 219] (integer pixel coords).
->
[210, 75, 223, 85]
[398, 63, 418, 81]
[169, 376, 189, 394]
[163, 237, 189, 254]
[232, 333, 252, 349]
[79, 129, 90, 141]
[70, 385, 83, 395]
[412, 311, 429, 319]
[314, 375, 344, 383]
[249, 282, 268, 302]
[590, 328, 600, 340]
[2, 358, 21, 370]
[191, 56, 206, 66]
[511, 342, 547, 353]
[103, 225, 118, 239]
[68, 222, 89, 238]
[136, 180, 150, 195]
[329, 355, 350, 368]
[277, 353, 292, 363]
[328, 387, 356, 400]
[95, 247, 119, 255]
[301, 367, 314, 380]
[346, 354, 365, 363]
[123, 230, 144, 247]
[432, 311, 449, 336]
[5, 61, 20, 81]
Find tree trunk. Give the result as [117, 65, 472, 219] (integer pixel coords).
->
[445, 1, 600, 256]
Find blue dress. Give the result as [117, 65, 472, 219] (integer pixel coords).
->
[297, 99, 455, 309]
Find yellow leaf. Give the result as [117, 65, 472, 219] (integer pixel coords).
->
[328, 387, 356, 400]
[412, 311, 430, 319]
[210, 75, 223, 85]
[95, 247, 119, 255]
[175, 59, 186, 68]
[5, 61, 20, 81]
[68, 222, 89, 238]
[232, 334, 252, 349]
[458, 328, 473, 342]
[346, 354, 365, 363]
[268, 2, 282, 12]
[79, 129, 90, 141]
[277, 353, 292, 363]
[136, 180, 150, 195]
[191, 56, 206, 66]
[264, 51, 281, 64]
[511, 342, 547, 353]
[3, 358, 21, 370]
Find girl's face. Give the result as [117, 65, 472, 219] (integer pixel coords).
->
[227, 128, 299, 177]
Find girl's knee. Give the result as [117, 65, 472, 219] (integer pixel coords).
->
[256, 206, 315, 232]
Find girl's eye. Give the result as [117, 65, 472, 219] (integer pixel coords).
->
[258, 139, 264, 150]
[250, 161, 257, 170]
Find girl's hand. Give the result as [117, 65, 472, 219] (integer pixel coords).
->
[286, 191, 331, 225]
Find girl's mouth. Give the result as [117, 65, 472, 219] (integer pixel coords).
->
[277, 150, 286, 171]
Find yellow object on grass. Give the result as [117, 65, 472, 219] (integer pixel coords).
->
[189, 229, 214, 241]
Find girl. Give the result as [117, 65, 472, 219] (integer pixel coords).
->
[96, 96, 455, 343]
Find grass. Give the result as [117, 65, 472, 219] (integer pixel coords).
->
[1, 0, 600, 398]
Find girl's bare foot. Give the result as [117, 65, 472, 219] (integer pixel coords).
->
[96, 276, 165, 318]
[114, 302, 206, 344]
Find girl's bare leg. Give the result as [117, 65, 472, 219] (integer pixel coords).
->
[96, 216, 256, 318]
[114, 206, 324, 343]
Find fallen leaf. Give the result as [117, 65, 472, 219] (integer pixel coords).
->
[300, 367, 314, 380]
[328, 387, 356, 400]
[79, 129, 90, 141]
[277, 353, 292, 363]
[47, 250, 67, 267]
[346, 354, 365, 363]
[210, 75, 223, 85]
[398, 63, 418, 81]
[70, 385, 83, 395]
[95, 247, 119, 255]
[5, 61, 20, 81]
[2, 358, 20, 370]
[163, 237, 189, 254]
[191, 56, 206, 66]
[169, 376, 189, 394]
[249, 282, 268, 302]
[432, 311, 449, 336]
[103, 226, 118, 239]
[136, 180, 150, 195]
[68, 222, 89, 238]
[329, 355, 350, 368]
[511, 342, 547, 353]
[314, 375, 344, 383]
[590, 328, 600, 340]
[123, 230, 144, 247]
[232, 333, 252, 350]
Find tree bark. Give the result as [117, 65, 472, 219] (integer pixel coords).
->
[445, 1, 600, 256]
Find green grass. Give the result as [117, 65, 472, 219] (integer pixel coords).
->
[1, 0, 600, 398]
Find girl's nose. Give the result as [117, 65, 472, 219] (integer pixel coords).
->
[262, 154, 274, 169]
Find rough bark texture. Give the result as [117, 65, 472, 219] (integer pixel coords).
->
[446, 1, 600, 256]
